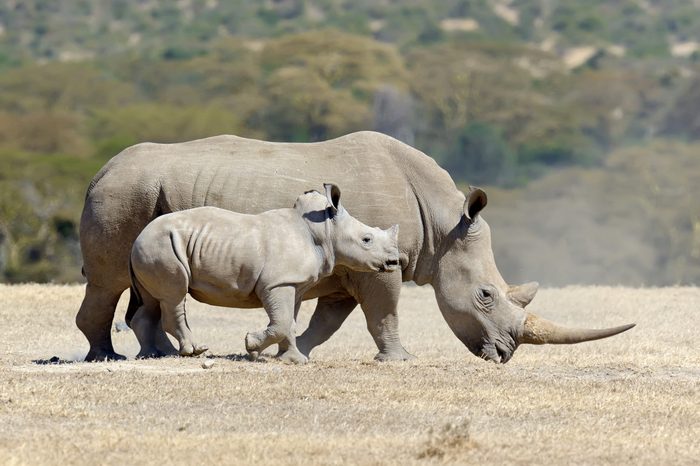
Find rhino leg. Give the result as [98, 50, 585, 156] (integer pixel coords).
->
[76, 283, 127, 362]
[131, 298, 176, 359]
[296, 294, 358, 358]
[160, 297, 208, 357]
[356, 271, 414, 361]
[153, 319, 178, 356]
[128, 293, 178, 357]
[246, 287, 307, 364]
[275, 300, 308, 364]
[131, 304, 161, 359]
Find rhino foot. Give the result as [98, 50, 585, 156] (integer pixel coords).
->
[374, 348, 416, 362]
[179, 343, 209, 357]
[245, 331, 265, 354]
[136, 347, 169, 359]
[278, 348, 308, 365]
[84, 349, 127, 362]
[137, 350, 161, 359]
[192, 344, 209, 356]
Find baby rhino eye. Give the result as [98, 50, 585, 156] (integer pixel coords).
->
[362, 235, 373, 245]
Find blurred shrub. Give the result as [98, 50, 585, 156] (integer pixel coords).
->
[488, 139, 700, 286]
[443, 122, 517, 186]
[253, 30, 407, 141]
[0, 2, 698, 283]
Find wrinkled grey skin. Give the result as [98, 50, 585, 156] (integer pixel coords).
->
[78, 131, 631, 363]
[128, 184, 399, 363]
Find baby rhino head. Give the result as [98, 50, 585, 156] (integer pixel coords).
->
[295, 184, 400, 273]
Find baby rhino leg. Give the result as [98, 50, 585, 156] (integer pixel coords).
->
[131, 304, 178, 358]
[245, 287, 307, 364]
[131, 300, 165, 359]
[160, 297, 208, 357]
[275, 300, 306, 364]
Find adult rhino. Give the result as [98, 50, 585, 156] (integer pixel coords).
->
[77, 131, 634, 362]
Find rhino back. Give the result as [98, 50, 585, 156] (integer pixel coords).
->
[82, 131, 457, 285]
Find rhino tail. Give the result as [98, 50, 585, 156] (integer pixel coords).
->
[125, 258, 144, 328]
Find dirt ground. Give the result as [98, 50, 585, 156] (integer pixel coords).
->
[0, 284, 698, 465]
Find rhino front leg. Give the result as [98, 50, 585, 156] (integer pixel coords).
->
[76, 283, 127, 361]
[296, 294, 358, 358]
[356, 271, 414, 361]
[276, 299, 309, 363]
[246, 287, 307, 364]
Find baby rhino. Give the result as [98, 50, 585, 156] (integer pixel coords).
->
[128, 183, 400, 364]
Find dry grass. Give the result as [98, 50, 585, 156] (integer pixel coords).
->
[0, 284, 698, 465]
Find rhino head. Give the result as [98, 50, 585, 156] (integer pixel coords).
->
[432, 187, 635, 363]
[297, 184, 400, 274]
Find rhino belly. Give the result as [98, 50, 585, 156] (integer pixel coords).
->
[188, 285, 263, 309]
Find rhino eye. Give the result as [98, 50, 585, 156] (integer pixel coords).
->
[478, 287, 494, 306]
[362, 235, 373, 246]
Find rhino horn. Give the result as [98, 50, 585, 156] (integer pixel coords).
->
[518, 312, 635, 345]
[507, 281, 539, 307]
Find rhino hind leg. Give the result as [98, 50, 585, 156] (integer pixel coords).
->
[153, 320, 178, 356]
[296, 294, 358, 358]
[76, 283, 127, 362]
[131, 299, 177, 359]
[246, 287, 307, 364]
[127, 292, 178, 358]
[160, 297, 208, 357]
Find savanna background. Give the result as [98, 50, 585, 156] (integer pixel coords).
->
[1, 2, 699, 464]
[2, 0, 700, 286]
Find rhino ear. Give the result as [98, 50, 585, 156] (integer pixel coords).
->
[324, 183, 342, 214]
[508, 282, 539, 307]
[463, 187, 487, 220]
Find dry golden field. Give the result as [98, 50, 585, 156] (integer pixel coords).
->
[0, 284, 698, 465]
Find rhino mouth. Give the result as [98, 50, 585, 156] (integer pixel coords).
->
[468, 341, 514, 364]
[494, 343, 512, 364]
[379, 259, 400, 272]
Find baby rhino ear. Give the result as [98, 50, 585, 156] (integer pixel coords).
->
[323, 183, 342, 214]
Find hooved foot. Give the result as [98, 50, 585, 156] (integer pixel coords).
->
[179, 342, 209, 357]
[136, 347, 168, 359]
[84, 349, 127, 362]
[277, 347, 308, 365]
[374, 347, 416, 362]
[245, 330, 264, 357]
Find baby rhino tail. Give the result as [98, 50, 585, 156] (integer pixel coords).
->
[125, 258, 144, 328]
